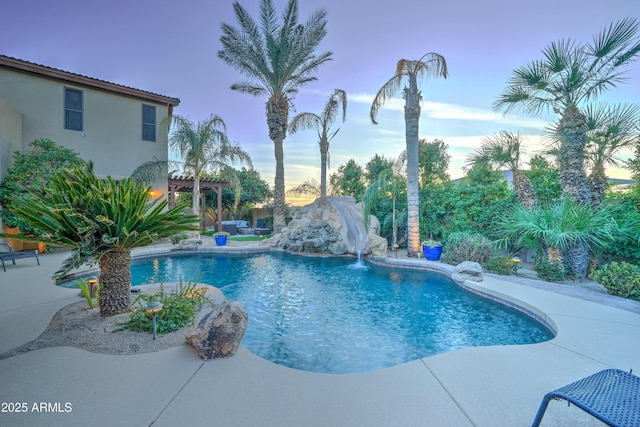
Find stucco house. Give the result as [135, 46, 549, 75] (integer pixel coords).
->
[0, 54, 179, 199]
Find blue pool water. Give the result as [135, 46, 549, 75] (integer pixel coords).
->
[126, 252, 553, 374]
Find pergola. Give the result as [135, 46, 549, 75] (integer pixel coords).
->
[168, 175, 230, 232]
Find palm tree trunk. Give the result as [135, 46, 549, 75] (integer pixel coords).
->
[404, 80, 421, 257]
[98, 248, 131, 316]
[267, 95, 289, 232]
[558, 104, 592, 278]
[558, 105, 591, 205]
[589, 163, 608, 205]
[513, 170, 538, 209]
[320, 138, 328, 198]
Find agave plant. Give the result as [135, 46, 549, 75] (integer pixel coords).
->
[498, 198, 640, 279]
[1, 163, 198, 316]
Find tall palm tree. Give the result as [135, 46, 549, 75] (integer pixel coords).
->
[494, 18, 640, 278]
[169, 115, 252, 218]
[218, 0, 332, 232]
[133, 115, 252, 223]
[289, 89, 347, 197]
[1, 163, 199, 316]
[370, 53, 448, 256]
[466, 131, 538, 208]
[494, 18, 640, 205]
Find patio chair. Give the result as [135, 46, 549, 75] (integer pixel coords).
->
[532, 368, 640, 427]
[0, 243, 40, 272]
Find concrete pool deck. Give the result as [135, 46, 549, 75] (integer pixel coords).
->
[1, 243, 639, 426]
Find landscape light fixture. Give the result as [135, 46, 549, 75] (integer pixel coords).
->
[87, 277, 99, 300]
[145, 301, 164, 340]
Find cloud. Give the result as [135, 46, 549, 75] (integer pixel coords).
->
[350, 92, 549, 130]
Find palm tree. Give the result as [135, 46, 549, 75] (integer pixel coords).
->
[289, 89, 347, 197]
[498, 198, 640, 279]
[494, 18, 640, 205]
[218, 0, 332, 232]
[363, 168, 406, 248]
[1, 163, 198, 316]
[466, 131, 538, 208]
[583, 103, 640, 204]
[286, 178, 321, 199]
[133, 115, 252, 223]
[370, 53, 448, 257]
[544, 103, 640, 204]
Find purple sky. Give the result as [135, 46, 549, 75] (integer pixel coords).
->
[3, 0, 639, 195]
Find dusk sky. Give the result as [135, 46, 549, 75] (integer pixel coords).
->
[3, 0, 640, 196]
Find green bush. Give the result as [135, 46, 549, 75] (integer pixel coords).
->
[117, 280, 213, 335]
[593, 261, 640, 301]
[485, 256, 518, 275]
[443, 232, 496, 265]
[171, 232, 191, 244]
[533, 256, 568, 282]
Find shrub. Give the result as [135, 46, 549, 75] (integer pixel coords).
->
[117, 280, 213, 335]
[485, 256, 518, 275]
[533, 256, 568, 282]
[171, 232, 191, 244]
[593, 262, 640, 301]
[443, 232, 496, 265]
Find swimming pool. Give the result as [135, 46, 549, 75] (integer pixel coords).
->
[128, 251, 553, 374]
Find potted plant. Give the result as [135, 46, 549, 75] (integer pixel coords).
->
[213, 231, 230, 246]
[421, 239, 443, 261]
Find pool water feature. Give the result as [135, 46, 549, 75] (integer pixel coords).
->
[130, 252, 553, 374]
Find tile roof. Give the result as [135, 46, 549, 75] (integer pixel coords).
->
[0, 54, 180, 106]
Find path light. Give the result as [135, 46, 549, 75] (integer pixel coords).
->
[87, 277, 99, 300]
[146, 301, 164, 340]
[510, 257, 522, 275]
[393, 244, 399, 259]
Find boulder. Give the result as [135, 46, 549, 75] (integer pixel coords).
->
[173, 238, 202, 250]
[369, 234, 388, 256]
[185, 300, 248, 360]
[451, 261, 484, 283]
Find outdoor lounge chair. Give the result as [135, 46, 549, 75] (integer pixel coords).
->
[532, 368, 640, 427]
[0, 243, 40, 272]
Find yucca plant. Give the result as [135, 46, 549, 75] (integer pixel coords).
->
[498, 198, 640, 279]
[0, 163, 198, 316]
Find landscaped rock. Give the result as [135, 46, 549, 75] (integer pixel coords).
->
[185, 300, 248, 360]
[452, 261, 484, 283]
[369, 234, 388, 256]
[173, 238, 202, 250]
[263, 196, 386, 257]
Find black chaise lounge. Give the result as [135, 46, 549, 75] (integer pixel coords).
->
[532, 368, 640, 427]
[0, 243, 40, 272]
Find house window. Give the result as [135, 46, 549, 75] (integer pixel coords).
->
[142, 104, 156, 141]
[64, 87, 83, 131]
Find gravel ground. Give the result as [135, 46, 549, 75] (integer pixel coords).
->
[0, 301, 189, 360]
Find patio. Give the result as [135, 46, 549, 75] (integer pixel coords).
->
[0, 245, 638, 426]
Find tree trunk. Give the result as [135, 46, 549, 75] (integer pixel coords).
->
[404, 80, 421, 257]
[320, 137, 328, 198]
[98, 248, 132, 316]
[589, 162, 608, 205]
[558, 105, 591, 205]
[564, 242, 591, 280]
[558, 104, 592, 278]
[267, 94, 289, 232]
[513, 170, 538, 209]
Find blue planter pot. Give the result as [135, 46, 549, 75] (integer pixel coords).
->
[422, 245, 442, 261]
[215, 235, 228, 246]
